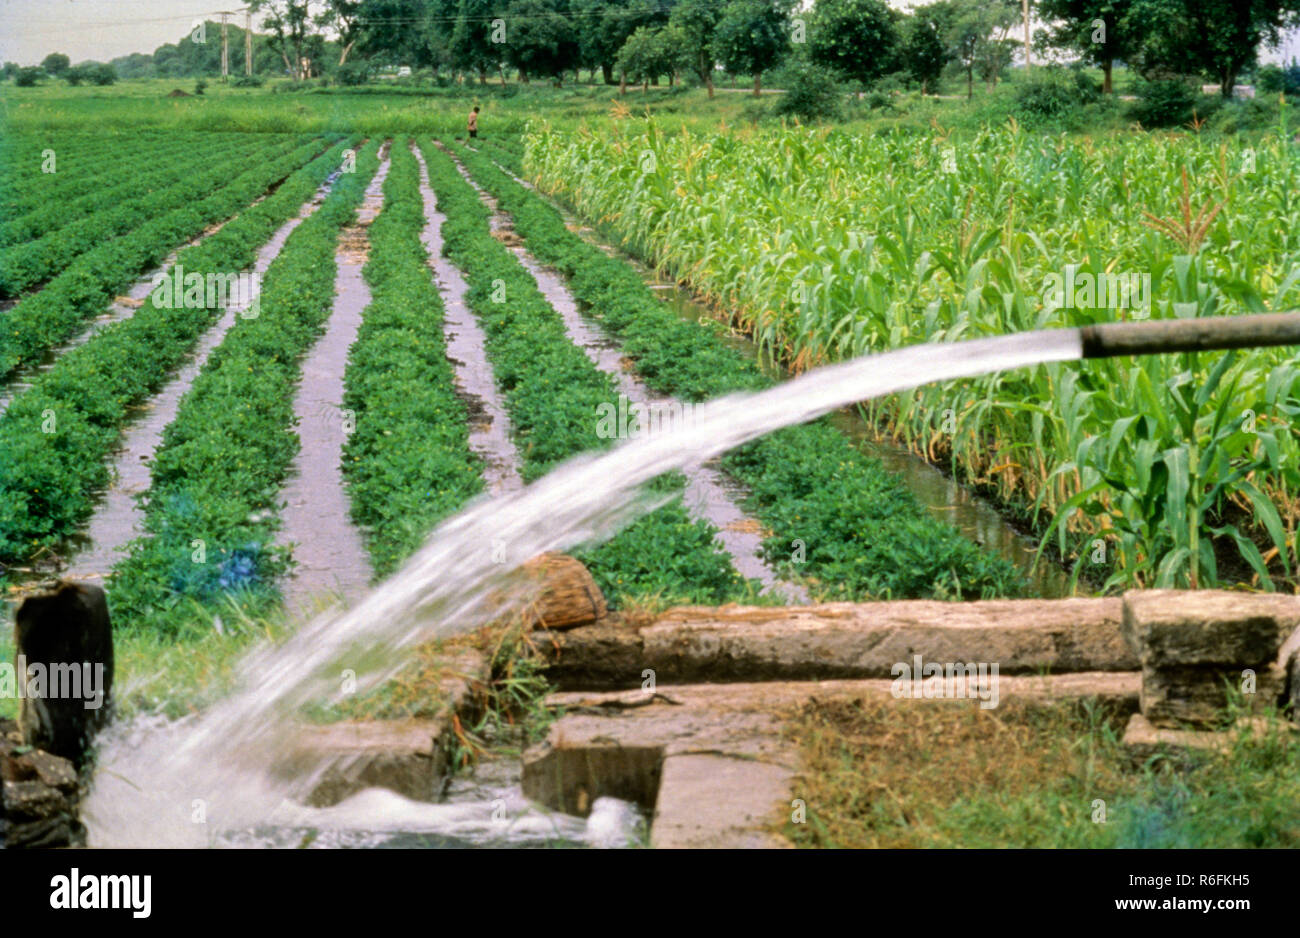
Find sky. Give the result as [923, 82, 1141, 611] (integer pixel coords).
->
[1, 0, 1299, 68]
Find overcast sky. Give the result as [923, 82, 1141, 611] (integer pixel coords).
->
[2, 0, 1299, 67]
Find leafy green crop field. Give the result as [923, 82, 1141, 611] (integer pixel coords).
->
[0, 108, 1031, 649]
[3, 102, 1294, 640]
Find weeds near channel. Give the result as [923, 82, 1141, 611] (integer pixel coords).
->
[781, 693, 1300, 848]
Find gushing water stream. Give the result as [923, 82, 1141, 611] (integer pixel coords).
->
[83, 328, 1083, 847]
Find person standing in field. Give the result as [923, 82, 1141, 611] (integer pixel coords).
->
[467, 105, 479, 140]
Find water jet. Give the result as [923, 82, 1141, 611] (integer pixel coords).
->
[75, 312, 1300, 848]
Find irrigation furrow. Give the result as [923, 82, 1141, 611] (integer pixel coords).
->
[64, 174, 345, 587]
[0, 134, 332, 385]
[0, 135, 293, 299]
[449, 144, 1025, 603]
[411, 145, 522, 497]
[419, 140, 748, 607]
[448, 150, 805, 602]
[274, 144, 394, 611]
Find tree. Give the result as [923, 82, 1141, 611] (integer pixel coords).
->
[944, 0, 1019, 99]
[807, 0, 899, 89]
[69, 63, 115, 86]
[712, 0, 793, 95]
[671, 0, 723, 96]
[573, 0, 668, 84]
[573, 0, 619, 83]
[250, 1, 322, 80]
[451, 0, 501, 83]
[1036, 0, 1135, 94]
[41, 53, 71, 76]
[423, 0, 460, 78]
[1126, 0, 1300, 97]
[351, 0, 436, 70]
[774, 58, 844, 119]
[502, 0, 580, 85]
[99, 64, 119, 87]
[1, 62, 19, 81]
[321, 0, 365, 65]
[658, 24, 695, 85]
[615, 25, 687, 91]
[902, 5, 948, 94]
[111, 53, 156, 79]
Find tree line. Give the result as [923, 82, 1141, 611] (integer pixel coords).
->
[6, 1, 1297, 99]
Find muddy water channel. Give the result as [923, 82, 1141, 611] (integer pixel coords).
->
[413, 145, 523, 497]
[275, 147, 393, 611]
[491, 159, 1072, 598]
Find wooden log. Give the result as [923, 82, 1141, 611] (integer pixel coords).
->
[520, 553, 607, 631]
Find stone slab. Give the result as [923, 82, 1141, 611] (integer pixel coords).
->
[1121, 590, 1300, 666]
[538, 598, 1133, 689]
[278, 650, 490, 807]
[650, 754, 794, 849]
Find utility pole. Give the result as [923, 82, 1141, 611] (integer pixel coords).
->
[245, 9, 253, 76]
[1022, 0, 1032, 73]
[221, 12, 230, 81]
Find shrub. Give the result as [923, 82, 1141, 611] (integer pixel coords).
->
[866, 90, 894, 111]
[194, 79, 208, 95]
[14, 67, 41, 87]
[1206, 96, 1277, 134]
[1127, 79, 1201, 128]
[90, 64, 115, 85]
[773, 60, 844, 122]
[1014, 68, 1101, 125]
[338, 60, 369, 86]
[232, 74, 263, 88]
[1255, 63, 1300, 96]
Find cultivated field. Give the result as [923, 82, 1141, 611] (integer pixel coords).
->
[1, 83, 1298, 852]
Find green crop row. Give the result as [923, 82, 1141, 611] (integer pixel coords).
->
[0, 132, 183, 217]
[474, 136, 524, 175]
[0, 133, 246, 248]
[0, 137, 361, 568]
[527, 122, 1300, 592]
[107, 138, 381, 636]
[456, 142, 1023, 601]
[342, 140, 483, 578]
[0, 134, 327, 383]
[419, 138, 749, 607]
[0, 134, 294, 296]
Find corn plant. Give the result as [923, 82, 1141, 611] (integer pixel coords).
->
[526, 119, 1300, 591]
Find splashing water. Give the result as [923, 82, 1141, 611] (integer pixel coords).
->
[83, 329, 1083, 846]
